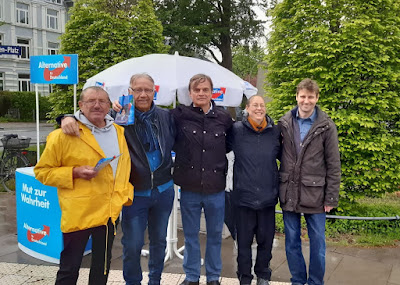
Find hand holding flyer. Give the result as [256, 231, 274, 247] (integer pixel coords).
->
[94, 154, 122, 171]
[115, 95, 134, 125]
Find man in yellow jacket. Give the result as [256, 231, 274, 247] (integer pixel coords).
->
[34, 86, 133, 285]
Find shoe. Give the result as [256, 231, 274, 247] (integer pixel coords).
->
[207, 281, 220, 285]
[180, 280, 199, 285]
[257, 277, 270, 285]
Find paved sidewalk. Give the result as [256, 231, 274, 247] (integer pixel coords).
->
[0, 262, 289, 285]
[0, 191, 399, 285]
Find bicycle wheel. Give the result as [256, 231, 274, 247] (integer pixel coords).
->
[0, 152, 30, 192]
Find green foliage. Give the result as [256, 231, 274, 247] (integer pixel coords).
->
[0, 91, 51, 121]
[266, 0, 400, 206]
[48, 0, 168, 121]
[275, 194, 400, 246]
[232, 44, 266, 80]
[155, 0, 265, 69]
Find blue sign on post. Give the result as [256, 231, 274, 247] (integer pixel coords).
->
[0, 45, 21, 55]
[30, 54, 78, 85]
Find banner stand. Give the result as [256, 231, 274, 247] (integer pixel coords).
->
[35, 84, 40, 162]
[73, 84, 77, 113]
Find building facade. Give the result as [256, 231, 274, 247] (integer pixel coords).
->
[0, 0, 70, 95]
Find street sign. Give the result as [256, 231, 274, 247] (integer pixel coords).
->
[0, 45, 21, 55]
[30, 54, 78, 84]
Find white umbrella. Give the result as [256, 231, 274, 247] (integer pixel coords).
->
[83, 52, 258, 107]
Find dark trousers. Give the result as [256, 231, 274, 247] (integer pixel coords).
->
[236, 206, 275, 284]
[55, 218, 117, 285]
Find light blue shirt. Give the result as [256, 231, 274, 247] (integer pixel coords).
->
[296, 109, 317, 142]
[135, 149, 174, 197]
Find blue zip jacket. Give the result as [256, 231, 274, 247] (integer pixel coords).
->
[227, 115, 281, 210]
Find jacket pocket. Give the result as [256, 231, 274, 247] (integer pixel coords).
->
[299, 175, 325, 208]
[279, 172, 289, 203]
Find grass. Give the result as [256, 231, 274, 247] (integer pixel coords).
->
[276, 192, 400, 247]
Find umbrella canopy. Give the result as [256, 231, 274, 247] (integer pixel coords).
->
[83, 53, 257, 107]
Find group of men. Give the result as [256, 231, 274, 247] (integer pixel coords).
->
[34, 74, 340, 285]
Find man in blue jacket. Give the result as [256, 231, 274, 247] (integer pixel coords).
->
[60, 74, 176, 285]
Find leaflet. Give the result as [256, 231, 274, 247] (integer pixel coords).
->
[115, 94, 135, 125]
[94, 154, 122, 171]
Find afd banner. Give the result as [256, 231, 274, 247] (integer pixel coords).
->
[16, 168, 91, 263]
[30, 54, 78, 84]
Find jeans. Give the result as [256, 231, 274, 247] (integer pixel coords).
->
[56, 218, 116, 285]
[121, 187, 174, 285]
[236, 206, 275, 284]
[180, 190, 225, 282]
[283, 211, 326, 285]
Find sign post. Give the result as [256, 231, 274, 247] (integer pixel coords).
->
[30, 54, 78, 161]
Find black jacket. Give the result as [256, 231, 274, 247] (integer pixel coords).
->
[123, 106, 176, 191]
[171, 101, 233, 194]
[228, 116, 281, 210]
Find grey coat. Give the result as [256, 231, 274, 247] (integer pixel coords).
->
[278, 106, 341, 214]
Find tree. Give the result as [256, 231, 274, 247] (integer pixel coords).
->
[232, 44, 265, 82]
[48, 0, 168, 121]
[265, 0, 400, 208]
[155, 0, 265, 70]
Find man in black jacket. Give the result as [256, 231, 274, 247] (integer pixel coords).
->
[172, 74, 233, 285]
[60, 74, 176, 285]
[278, 78, 341, 285]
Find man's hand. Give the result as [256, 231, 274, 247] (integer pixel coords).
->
[61, 117, 80, 137]
[73, 166, 98, 180]
[112, 100, 122, 112]
[324, 205, 334, 213]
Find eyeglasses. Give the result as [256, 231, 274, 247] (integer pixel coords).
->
[250, 104, 265, 109]
[129, 87, 154, 95]
[82, 100, 110, 107]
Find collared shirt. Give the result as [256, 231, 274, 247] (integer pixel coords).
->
[193, 102, 213, 114]
[134, 149, 174, 197]
[296, 109, 317, 142]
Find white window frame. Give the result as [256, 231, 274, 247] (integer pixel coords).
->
[47, 0, 62, 4]
[47, 42, 59, 55]
[16, 2, 29, 25]
[17, 38, 30, 59]
[18, 74, 31, 92]
[47, 8, 58, 30]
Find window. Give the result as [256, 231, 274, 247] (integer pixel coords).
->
[47, 42, 59, 55]
[47, 9, 58, 30]
[0, 73, 4, 91]
[17, 38, 30, 59]
[0, 34, 2, 45]
[47, 0, 62, 4]
[18, 74, 31, 91]
[16, 2, 29, 25]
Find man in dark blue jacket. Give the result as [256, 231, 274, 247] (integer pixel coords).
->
[60, 74, 176, 285]
[172, 74, 233, 285]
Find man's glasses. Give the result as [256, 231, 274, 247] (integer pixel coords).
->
[129, 87, 154, 95]
[82, 100, 110, 107]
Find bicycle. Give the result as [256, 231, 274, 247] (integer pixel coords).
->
[0, 134, 32, 192]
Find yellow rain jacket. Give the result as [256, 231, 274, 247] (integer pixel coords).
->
[34, 122, 133, 233]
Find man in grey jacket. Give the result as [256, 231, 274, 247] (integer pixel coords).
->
[278, 78, 341, 285]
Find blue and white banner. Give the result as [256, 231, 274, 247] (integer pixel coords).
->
[16, 168, 91, 263]
[30, 54, 78, 84]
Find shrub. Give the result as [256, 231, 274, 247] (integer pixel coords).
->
[0, 91, 51, 121]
